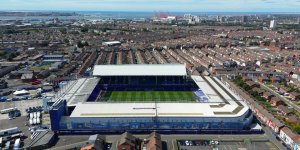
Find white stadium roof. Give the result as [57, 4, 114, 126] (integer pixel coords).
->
[70, 102, 247, 118]
[52, 78, 100, 107]
[70, 76, 248, 118]
[93, 64, 187, 76]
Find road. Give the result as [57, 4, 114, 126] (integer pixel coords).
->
[105, 134, 277, 150]
[224, 79, 287, 150]
[259, 82, 300, 112]
[261, 122, 288, 150]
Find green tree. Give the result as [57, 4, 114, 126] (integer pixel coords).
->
[0, 50, 7, 56]
[292, 124, 300, 134]
[64, 39, 70, 44]
[59, 28, 67, 34]
[81, 27, 89, 33]
[77, 41, 89, 48]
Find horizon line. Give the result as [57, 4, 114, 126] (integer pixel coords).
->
[0, 10, 300, 14]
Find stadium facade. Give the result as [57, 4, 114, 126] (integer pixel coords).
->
[49, 64, 254, 134]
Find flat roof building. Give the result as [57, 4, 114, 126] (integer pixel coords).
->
[102, 41, 121, 46]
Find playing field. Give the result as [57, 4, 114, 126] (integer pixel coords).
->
[101, 91, 197, 102]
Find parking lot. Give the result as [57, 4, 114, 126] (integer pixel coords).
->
[0, 98, 43, 120]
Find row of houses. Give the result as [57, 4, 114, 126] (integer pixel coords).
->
[9, 70, 51, 82]
[222, 77, 300, 150]
[244, 78, 300, 124]
[254, 75, 300, 101]
[118, 132, 162, 150]
[244, 75, 300, 101]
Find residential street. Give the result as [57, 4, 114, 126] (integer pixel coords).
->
[259, 82, 300, 112]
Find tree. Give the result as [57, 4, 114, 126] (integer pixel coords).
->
[77, 41, 89, 48]
[59, 28, 67, 34]
[81, 27, 89, 33]
[64, 39, 70, 44]
[0, 50, 7, 56]
[77, 41, 84, 48]
[292, 124, 300, 134]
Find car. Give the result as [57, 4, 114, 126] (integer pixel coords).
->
[8, 112, 14, 120]
[276, 136, 281, 141]
[185, 140, 190, 146]
[39, 125, 49, 129]
[32, 107, 37, 112]
[37, 106, 43, 111]
[12, 97, 19, 101]
[0, 96, 7, 102]
[29, 107, 33, 112]
[15, 110, 21, 117]
[43, 82, 52, 86]
[32, 80, 41, 85]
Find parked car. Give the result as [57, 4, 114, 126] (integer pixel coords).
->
[0, 96, 7, 102]
[32, 80, 41, 85]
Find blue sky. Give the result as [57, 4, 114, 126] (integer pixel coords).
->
[0, 0, 300, 12]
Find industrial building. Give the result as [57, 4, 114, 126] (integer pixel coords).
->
[102, 41, 121, 46]
[49, 64, 253, 134]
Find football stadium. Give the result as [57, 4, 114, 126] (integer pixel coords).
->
[49, 64, 254, 134]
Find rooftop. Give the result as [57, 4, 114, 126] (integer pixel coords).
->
[70, 102, 247, 118]
[52, 77, 100, 106]
[93, 64, 187, 76]
[67, 75, 247, 118]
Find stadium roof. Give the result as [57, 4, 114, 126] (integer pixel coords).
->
[52, 77, 100, 106]
[70, 75, 248, 118]
[93, 64, 187, 76]
[191, 76, 242, 105]
[70, 102, 247, 118]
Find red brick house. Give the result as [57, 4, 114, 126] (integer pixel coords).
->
[242, 76, 252, 82]
[263, 92, 275, 101]
[290, 92, 300, 101]
[279, 86, 290, 95]
[267, 118, 284, 133]
[258, 76, 270, 83]
[270, 97, 284, 106]
[252, 87, 264, 96]
[144, 132, 162, 150]
[245, 81, 260, 88]
[118, 132, 141, 150]
[278, 105, 294, 116]
[270, 76, 281, 83]
[286, 115, 300, 125]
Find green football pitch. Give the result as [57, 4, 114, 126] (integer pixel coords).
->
[101, 91, 197, 102]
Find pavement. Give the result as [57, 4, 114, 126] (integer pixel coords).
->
[259, 82, 300, 112]
[0, 98, 43, 120]
[49, 135, 90, 150]
[49, 133, 279, 150]
[0, 116, 33, 146]
[261, 124, 287, 150]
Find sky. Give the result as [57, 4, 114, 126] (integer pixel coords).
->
[0, 0, 300, 12]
